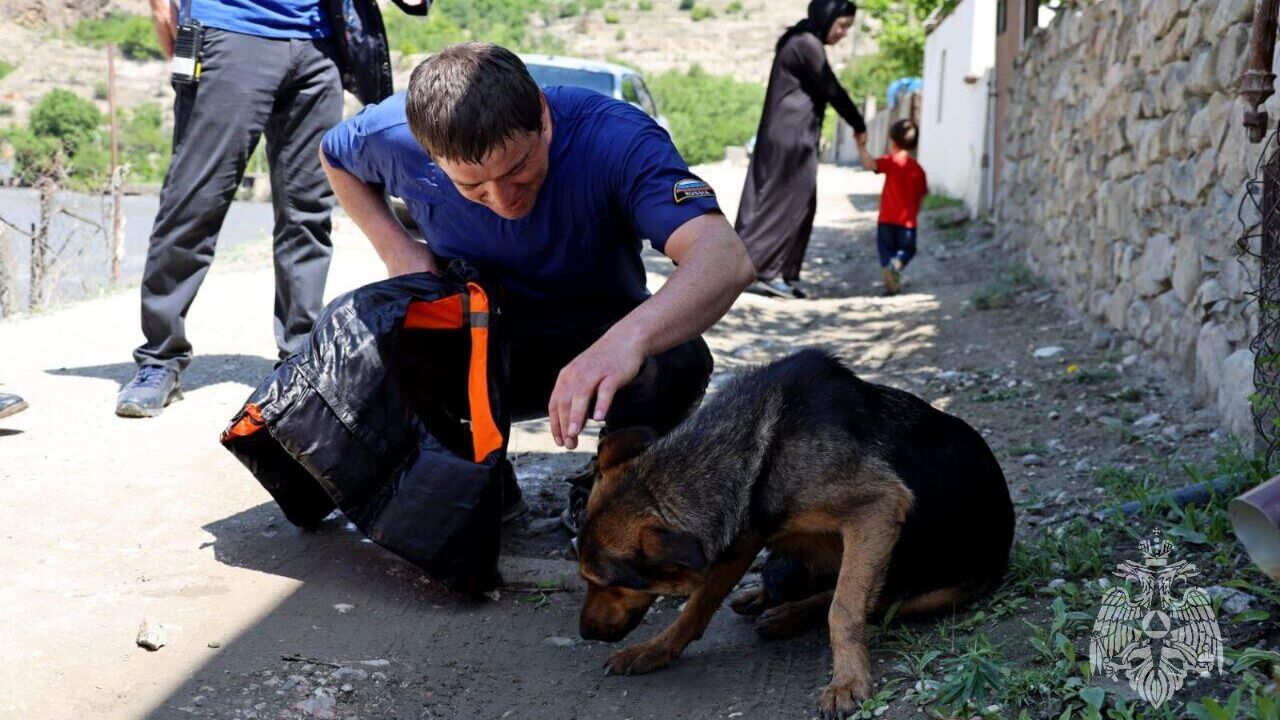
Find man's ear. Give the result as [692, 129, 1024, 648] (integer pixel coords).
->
[640, 525, 708, 570]
[598, 426, 657, 476]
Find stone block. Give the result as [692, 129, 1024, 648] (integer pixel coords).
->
[1194, 321, 1231, 403]
[1219, 348, 1256, 445]
[1172, 234, 1203, 303]
[1208, 0, 1254, 37]
[1215, 22, 1250, 92]
[1109, 281, 1137, 329]
[1136, 233, 1176, 296]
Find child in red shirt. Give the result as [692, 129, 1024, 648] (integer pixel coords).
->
[857, 120, 928, 295]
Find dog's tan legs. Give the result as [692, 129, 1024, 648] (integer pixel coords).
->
[754, 589, 834, 639]
[607, 542, 761, 675]
[820, 506, 905, 719]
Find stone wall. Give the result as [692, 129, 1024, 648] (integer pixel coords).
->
[996, 0, 1261, 441]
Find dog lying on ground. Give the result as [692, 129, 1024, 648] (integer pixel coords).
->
[576, 349, 1015, 719]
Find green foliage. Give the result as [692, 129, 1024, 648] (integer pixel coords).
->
[585, 0, 606, 9]
[604, 10, 621, 23]
[384, 1, 562, 55]
[69, 13, 164, 61]
[559, 1, 581, 17]
[726, 0, 743, 12]
[678, 0, 695, 10]
[120, 103, 171, 183]
[840, 0, 960, 101]
[0, 60, 15, 83]
[30, 89, 102, 160]
[690, 4, 714, 20]
[647, 65, 764, 165]
[638, 0, 653, 9]
[922, 193, 963, 211]
[972, 263, 1038, 310]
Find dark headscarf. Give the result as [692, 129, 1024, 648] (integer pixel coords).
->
[777, 0, 857, 50]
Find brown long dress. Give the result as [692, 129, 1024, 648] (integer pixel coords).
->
[735, 29, 866, 283]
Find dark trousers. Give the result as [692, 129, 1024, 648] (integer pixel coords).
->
[876, 223, 918, 268]
[134, 28, 343, 371]
[506, 324, 714, 439]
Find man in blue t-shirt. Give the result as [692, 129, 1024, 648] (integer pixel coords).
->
[321, 43, 755, 531]
[115, 0, 344, 417]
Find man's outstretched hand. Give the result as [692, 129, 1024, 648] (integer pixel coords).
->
[549, 334, 644, 450]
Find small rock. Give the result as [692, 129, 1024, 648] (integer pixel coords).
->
[207, 641, 221, 649]
[1074, 459, 1093, 472]
[528, 517, 561, 534]
[1133, 413, 1163, 429]
[136, 619, 167, 651]
[340, 683, 354, 693]
[1021, 454, 1044, 467]
[1122, 354, 1139, 366]
[543, 635, 577, 647]
[359, 659, 390, 667]
[1048, 410, 1061, 421]
[331, 667, 368, 683]
[1205, 586, 1255, 616]
[1047, 578, 1068, 591]
[1096, 577, 1112, 590]
[295, 689, 337, 719]
[333, 603, 355, 614]
[1090, 329, 1113, 349]
[1161, 424, 1183, 441]
[1053, 491, 1069, 505]
[1034, 346, 1065, 359]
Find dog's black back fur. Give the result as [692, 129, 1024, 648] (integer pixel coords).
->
[623, 348, 1014, 602]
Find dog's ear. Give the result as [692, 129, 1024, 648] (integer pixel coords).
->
[598, 426, 657, 476]
[640, 525, 708, 570]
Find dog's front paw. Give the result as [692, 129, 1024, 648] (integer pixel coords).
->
[606, 639, 680, 675]
[729, 587, 768, 616]
[818, 675, 872, 720]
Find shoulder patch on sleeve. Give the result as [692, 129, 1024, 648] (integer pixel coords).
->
[673, 177, 715, 204]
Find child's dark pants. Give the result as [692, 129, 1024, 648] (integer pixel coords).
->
[876, 223, 918, 268]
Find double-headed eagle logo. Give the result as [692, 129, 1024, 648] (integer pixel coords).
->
[1088, 528, 1224, 708]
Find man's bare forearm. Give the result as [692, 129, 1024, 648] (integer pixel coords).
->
[319, 151, 439, 276]
[604, 214, 753, 358]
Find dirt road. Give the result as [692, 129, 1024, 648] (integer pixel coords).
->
[0, 163, 1248, 720]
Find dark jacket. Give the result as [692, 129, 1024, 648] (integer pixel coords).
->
[326, 0, 431, 105]
[221, 263, 511, 593]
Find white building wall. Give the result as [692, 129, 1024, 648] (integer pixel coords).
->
[919, 0, 996, 216]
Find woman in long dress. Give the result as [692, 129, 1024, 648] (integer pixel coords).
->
[736, 0, 867, 299]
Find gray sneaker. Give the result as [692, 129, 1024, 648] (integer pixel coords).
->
[116, 366, 183, 418]
[0, 393, 28, 419]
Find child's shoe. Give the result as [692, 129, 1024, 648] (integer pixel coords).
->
[882, 266, 900, 295]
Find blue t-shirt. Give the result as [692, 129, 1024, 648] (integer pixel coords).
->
[322, 87, 722, 334]
[189, 0, 331, 39]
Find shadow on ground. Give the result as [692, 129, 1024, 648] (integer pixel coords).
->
[48, 353, 279, 392]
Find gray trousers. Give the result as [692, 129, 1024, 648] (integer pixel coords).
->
[134, 27, 343, 371]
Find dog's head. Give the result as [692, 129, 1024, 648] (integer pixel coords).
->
[577, 427, 710, 642]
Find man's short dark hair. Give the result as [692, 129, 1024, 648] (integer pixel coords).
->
[889, 119, 918, 151]
[406, 42, 544, 164]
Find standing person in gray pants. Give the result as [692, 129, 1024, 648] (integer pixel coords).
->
[117, 0, 343, 417]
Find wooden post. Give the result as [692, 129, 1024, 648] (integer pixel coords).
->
[107, 43, 124, 285]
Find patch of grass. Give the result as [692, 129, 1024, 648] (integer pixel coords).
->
[604, 10, 620, 22]
[1008, 519, 1114, 593]
[559, 1, 581, 17]
[1007, 442, 1047, 457]
[923, 193, 964, 211]
[385, 1, 562, 55]
[0, 60, 15, 82]
[975, 387, 1026, 403]
[648, 64, 764, 164]
[1064, 364, 1122, 385]
[638, 0, 653, 9]
[690, 4, 714, 20]
[69, 13, 163, 61]
[972, 264, 1038, 310]
[0, 103, 12, 117]
[726, 0, 744, 12]
[678, 0, 695, 9]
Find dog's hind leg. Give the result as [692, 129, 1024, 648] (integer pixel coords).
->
[893, 586, 977, 618]
[607, 539, 762, 676]
[820, 490, 912, 720]
[754, 589, 834, 639]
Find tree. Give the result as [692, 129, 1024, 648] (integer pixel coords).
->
[842, 0, 959, 102]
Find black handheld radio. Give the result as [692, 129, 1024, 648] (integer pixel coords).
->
[171, 0, 204, 85]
